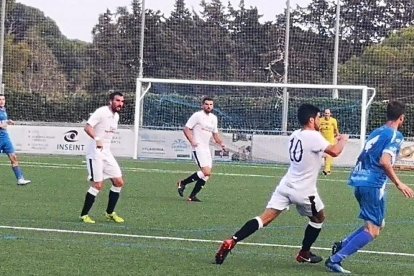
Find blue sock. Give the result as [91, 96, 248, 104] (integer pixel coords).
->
[331, 230, 374, 263]
[12, 166, 24, 180]
[341, 226, 365, 247]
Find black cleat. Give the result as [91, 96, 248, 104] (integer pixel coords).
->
[331, 241, 343, 255]
[177, 181, 185, 197]
[187, 196, 202, 202]
[296, 251, 323, 263]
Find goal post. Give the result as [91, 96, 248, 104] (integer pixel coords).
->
[133, 78, 376, 164]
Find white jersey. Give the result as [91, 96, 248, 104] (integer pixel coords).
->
[280, 129, 330, 194]
[86, 106, 119, 158]
[185, 110, 218, 150]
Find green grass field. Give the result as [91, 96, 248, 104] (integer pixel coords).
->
[1, 155, 414, 275]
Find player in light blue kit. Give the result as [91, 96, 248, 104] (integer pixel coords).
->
[0, 95, 31, 185]
[325, 100, 414, 274]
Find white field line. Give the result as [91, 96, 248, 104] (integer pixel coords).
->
[1, 225, 414, 257]
[2, 161, 414, 185]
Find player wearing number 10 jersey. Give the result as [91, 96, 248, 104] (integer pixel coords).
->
[215, 103, 349, 265]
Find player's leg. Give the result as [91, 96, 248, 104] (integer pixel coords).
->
[4, 140, 30, 185]
[104, 154, 124, 223]
[324, 154, 333, 174]
[215, 208, 282, 264]
[176, 150, 204, 197]
[80, 158, 104, 223]
[187, 149, 212, 202]
[295, 194, 325, 263]
[215, 184, 288, 264]
[326, 186, 382, 273]
[323, 140, 334, 175]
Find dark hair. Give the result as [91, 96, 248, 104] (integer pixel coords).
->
[202, 96, 214, 103]
[297, 104, 320, 126]
[387, 100, 405, 121]
[109, 91, 123, 100]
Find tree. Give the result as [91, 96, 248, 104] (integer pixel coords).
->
[339, 27, 414, 100]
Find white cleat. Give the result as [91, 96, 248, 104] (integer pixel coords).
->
[17, 179, 31, 185]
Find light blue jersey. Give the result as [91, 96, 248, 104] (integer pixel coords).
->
[349, 125, 403, 188]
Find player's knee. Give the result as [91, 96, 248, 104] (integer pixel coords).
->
[112, 178, 124, 187]
[202, 168, 212, 177]
[9, 156, 18, 166]
[92, 183, 104, 191]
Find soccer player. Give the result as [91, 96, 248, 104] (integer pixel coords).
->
[325, 101, 414, 274]
[176, 96, 225, 202]
[215, 103, 349, 265]
[79, 91, 126, 224]
[0, 95, 31, 185]
[319, 108, 340, 175]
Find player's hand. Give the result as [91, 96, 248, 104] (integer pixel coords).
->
[396, 183, 414, 198]
[337, 134, 349, 142]
[7, 120, 15, 125]
[191, 141, 198, 147]
[96, 140, 103, 150]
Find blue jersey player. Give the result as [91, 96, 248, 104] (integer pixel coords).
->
[325, 101, 414, 274]
[0, 95, 31, 185]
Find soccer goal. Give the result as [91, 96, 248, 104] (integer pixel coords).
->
[133, 78, 376, 165]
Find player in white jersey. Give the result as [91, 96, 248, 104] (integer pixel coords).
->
[177, 96, 225, 202]
[215, 103, 349, 265]
[79, 91, 126, 224]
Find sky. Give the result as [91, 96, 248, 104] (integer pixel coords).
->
[16, 0, 311, 42]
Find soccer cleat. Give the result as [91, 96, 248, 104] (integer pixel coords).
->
[105, 212, 125, 223]
[177, 181, 185, 197]
[322, 171, 331, 176]
[332, 241, 343, 255]
[187, 196, 202, 202]
[325, 258, 351, 274]
[215, 239, 236, 264]
[17, 179, 31, 185]
[80, 215, 95, 224]
[296, 251, 323, 263]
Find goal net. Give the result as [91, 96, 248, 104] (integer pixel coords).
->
[134, 78, 375, 166]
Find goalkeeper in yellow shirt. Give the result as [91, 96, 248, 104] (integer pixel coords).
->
[320, 109, 340, 175]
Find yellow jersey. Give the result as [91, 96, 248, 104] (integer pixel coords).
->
[320, 117, 338, 143]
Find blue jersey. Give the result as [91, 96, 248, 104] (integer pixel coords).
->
[0, 106, 10, 138]
[349, 125, 403, 188]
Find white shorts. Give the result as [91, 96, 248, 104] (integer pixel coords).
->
[266, 183, 324, 217]
[86, 150, 122, 182]
[193, 148, 212, 168]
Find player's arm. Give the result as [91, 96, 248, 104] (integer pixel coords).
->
[324, 134, 349, 157]
[84, 123, 103, 148]
[380, 153, 414, 198]
[183, 126, 197, 147]
[213, 132, 225, 150]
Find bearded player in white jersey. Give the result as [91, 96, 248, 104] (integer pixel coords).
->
[79, 91, 126, 224]
[177, 96, 225, 202]
[215, 103, 349, 265]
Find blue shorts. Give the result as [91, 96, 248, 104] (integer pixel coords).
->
[354, 186, 386, 227]
[0, 137, 15, 154]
